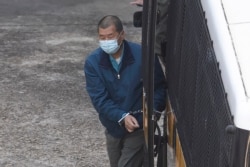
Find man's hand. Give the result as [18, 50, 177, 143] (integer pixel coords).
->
[130, 0, 143, 6]
[124, 115, 139, 132]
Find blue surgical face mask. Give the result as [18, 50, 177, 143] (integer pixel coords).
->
[99, 34, 122, 54]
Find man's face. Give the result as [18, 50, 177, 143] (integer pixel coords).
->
[98, 25, 124, 43]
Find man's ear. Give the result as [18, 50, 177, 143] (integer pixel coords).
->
[120, 30, 125, 40]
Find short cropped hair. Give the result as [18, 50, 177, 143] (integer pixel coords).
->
[97, 15, 123, 33]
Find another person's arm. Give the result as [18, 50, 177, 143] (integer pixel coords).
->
[130, 0, 143, 6]
[153, 57, 167, 116]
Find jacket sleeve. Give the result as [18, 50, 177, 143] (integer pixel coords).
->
[153, 56, 167, 112]
[84, 60, 126, 122]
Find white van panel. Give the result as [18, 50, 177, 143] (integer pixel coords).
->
[201, 0, 250, 130]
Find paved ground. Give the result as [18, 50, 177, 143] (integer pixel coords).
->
[0, 0, 143, 166]
[0, 1, 174, 167]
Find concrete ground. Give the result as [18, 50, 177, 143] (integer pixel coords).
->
[0, 0, 173, 166]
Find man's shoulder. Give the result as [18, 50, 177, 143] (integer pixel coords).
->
[124, 40, 141, 55]
[125, 40, 141, 48]
[86, 47, 102, 60]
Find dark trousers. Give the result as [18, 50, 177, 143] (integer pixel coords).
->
[105, 129, 145, 167]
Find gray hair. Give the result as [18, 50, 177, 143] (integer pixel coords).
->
[97, 15, 123, 33]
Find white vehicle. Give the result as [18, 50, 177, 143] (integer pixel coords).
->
[140, 0, 250, 166]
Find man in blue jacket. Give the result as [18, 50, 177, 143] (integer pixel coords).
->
[84, 15, 166, 167]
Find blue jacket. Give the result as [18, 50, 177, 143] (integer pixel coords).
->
[84, 40, 166, 138]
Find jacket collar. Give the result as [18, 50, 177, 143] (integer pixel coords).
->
[99, 40, 135, 69]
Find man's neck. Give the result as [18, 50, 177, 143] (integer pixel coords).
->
[111, 43, 123, 59]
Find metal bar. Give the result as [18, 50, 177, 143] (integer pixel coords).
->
[142, 0, 158, 166]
